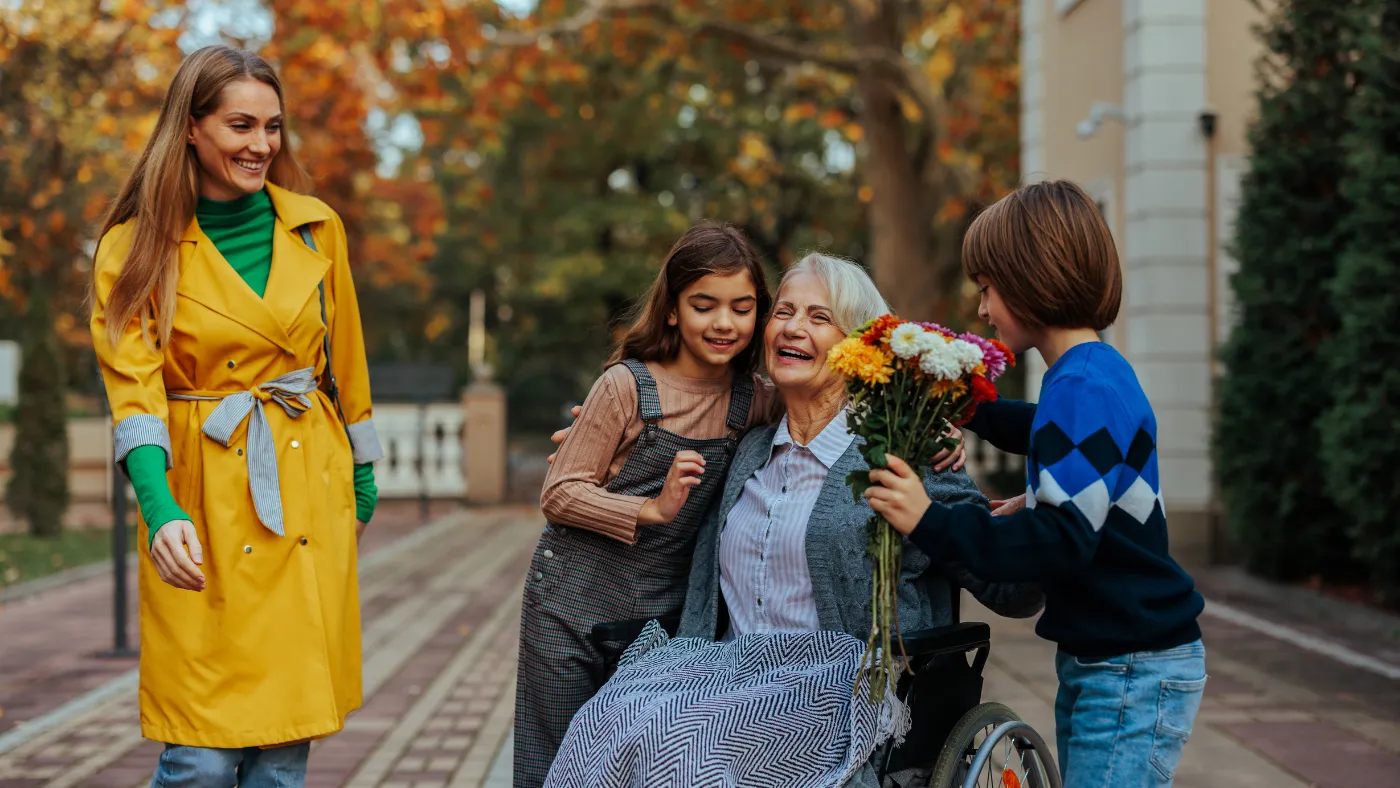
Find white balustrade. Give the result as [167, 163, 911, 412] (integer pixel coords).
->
[372, 403, 466, 498]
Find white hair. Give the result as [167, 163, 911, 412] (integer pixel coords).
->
[780, 253, 890, 333]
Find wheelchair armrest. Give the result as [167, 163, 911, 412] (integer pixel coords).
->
[590, 614, 681, 649]
[898, 622, 990, 658]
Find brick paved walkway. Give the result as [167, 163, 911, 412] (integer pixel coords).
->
[2, 505, 1398, 787]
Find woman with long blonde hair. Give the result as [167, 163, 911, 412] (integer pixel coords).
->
[90, 45, 382, 786]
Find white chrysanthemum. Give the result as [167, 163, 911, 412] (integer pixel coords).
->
[888, 323, 926, 359]
[948, 339, 985, 375]
[918, 340, 962, 379]
[912, 330, 946, 355]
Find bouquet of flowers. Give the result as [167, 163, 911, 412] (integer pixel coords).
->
[827, 315, 1014, 700]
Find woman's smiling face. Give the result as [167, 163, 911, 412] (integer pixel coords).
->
[188, 78, 283, 201]
[765, 271, 848, 401]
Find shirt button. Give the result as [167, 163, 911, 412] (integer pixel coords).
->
[543, 549, 554, 559]
[290, 440, 300, 449]
[534, 571, 545, 581]
[243, 545, 252, 554]
[300, 537, 308, 545]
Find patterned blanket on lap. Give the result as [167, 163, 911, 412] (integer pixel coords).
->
[544, 622, 910, 788]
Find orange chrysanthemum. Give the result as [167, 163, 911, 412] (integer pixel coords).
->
[861, 314, 902, 346]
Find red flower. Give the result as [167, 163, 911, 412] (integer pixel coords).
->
[861, 314, 902, 345]
[971, 375, 998, 403]
[989, 338, 1016, 367]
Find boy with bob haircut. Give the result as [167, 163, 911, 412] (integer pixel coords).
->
[865, 180, 1207, 786]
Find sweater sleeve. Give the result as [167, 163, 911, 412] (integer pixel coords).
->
[353, 463, 377, 523]
[963, 396, 1037, 455]
[910, 375, 1130, 581]
[125, 444, 191, 549]
[539, 366, 648, 543]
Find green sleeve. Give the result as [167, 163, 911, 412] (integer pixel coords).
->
[354, 463, 378, 524]
[125, 445, 191, 549]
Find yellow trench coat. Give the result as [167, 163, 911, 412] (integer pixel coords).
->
[91, 184, 382, 748]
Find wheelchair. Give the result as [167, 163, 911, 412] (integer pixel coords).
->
[590, 606, 1061, 788]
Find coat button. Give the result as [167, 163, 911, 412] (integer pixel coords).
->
[226, 360, 236, 369]
[300, 537, 308, 545]
[534, 571, 544, 581]
[543, 549, 554, 559]
[290, 440, 300, 449]
[243, 545, 252, 554]
[236, 448, 243, 456]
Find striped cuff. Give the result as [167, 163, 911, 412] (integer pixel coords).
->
[113, 414, 173, 470]
[347, 419, 385, 464]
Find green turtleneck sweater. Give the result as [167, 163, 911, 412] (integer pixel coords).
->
[126, 189, 378, 547]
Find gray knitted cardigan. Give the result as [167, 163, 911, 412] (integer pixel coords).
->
[678, 424, 1044, 641]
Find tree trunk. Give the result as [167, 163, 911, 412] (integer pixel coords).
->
[852, 4, 935, 320]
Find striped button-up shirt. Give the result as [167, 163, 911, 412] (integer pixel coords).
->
[719, 409, 856, 637]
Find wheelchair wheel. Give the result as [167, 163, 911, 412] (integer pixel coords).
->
[927, 702, 1060, 788]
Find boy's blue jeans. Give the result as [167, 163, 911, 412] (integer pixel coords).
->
[150, 742, 310, 788]
[1054, 640, 1207, 787]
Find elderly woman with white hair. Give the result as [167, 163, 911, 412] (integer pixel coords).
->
[543, 255, 1043, 788]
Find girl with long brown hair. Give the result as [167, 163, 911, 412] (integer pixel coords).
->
[513, 222, 780, 787]
[89, 45, 382, 786]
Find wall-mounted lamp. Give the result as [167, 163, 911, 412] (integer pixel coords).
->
[1075, 101, 1128, 139]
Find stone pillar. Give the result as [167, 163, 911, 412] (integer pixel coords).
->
[1019, 0, 1049, 404]
[1122, 0, 1213, 563]
[462, 381, 506, 505]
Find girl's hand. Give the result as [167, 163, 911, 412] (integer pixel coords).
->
[639, 450, 706, 525]
[989, 493, 1027, 515]
[930, 426, 966, 472]
[151, 520, 206, 592]
[546, 405, 583, 465]
[865, 455, 931, 536]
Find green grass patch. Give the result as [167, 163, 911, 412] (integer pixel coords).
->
[0, 526, 136, 589]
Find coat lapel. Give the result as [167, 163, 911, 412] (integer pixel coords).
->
[264, 184, 332, 333]
[174, 184, 333, 355]
[264, 219, 331, 333]
[177, 221, 294, 353]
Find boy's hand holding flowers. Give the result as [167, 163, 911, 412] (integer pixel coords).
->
[864, 455, 931, 536]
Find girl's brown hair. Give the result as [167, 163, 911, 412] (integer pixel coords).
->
[608, 222, 770, 374]
[95, 45, 312, 350]
[962, 179, 1122, 332]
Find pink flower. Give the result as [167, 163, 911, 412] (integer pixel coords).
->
[959, 332, 1008, 380]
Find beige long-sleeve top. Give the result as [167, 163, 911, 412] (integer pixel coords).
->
[540, 362, 781, 544]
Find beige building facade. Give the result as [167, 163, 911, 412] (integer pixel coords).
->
[1019, 0, 1264, 563]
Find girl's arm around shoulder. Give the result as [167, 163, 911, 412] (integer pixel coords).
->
[539, 364, 648, 543]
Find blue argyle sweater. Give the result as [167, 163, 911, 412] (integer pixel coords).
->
[911, 342, 1203, 657]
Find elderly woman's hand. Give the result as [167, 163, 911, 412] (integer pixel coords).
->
[639, 450, 706, 525]
[930, 426, 966, 472]
[864, 455, 932, 536]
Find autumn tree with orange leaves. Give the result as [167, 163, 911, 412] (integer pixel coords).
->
[481, 0, 1021, 321]
[0, 0, 184, 535]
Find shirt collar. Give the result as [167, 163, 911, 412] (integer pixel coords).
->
[772, 408, 854, 469]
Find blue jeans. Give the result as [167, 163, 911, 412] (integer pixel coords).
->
[151, 742, 310, 788]
[1053, 640, 1207, 788]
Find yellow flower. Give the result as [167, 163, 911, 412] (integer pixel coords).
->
[932, 378, 968, 398]
[828, 338, 895, 385]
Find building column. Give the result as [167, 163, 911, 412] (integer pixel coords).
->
[1122, 0, 1213, 563]
[1020, 0, 1050, 402]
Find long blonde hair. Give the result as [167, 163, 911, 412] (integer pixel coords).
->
[96, 45, 312, 350]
